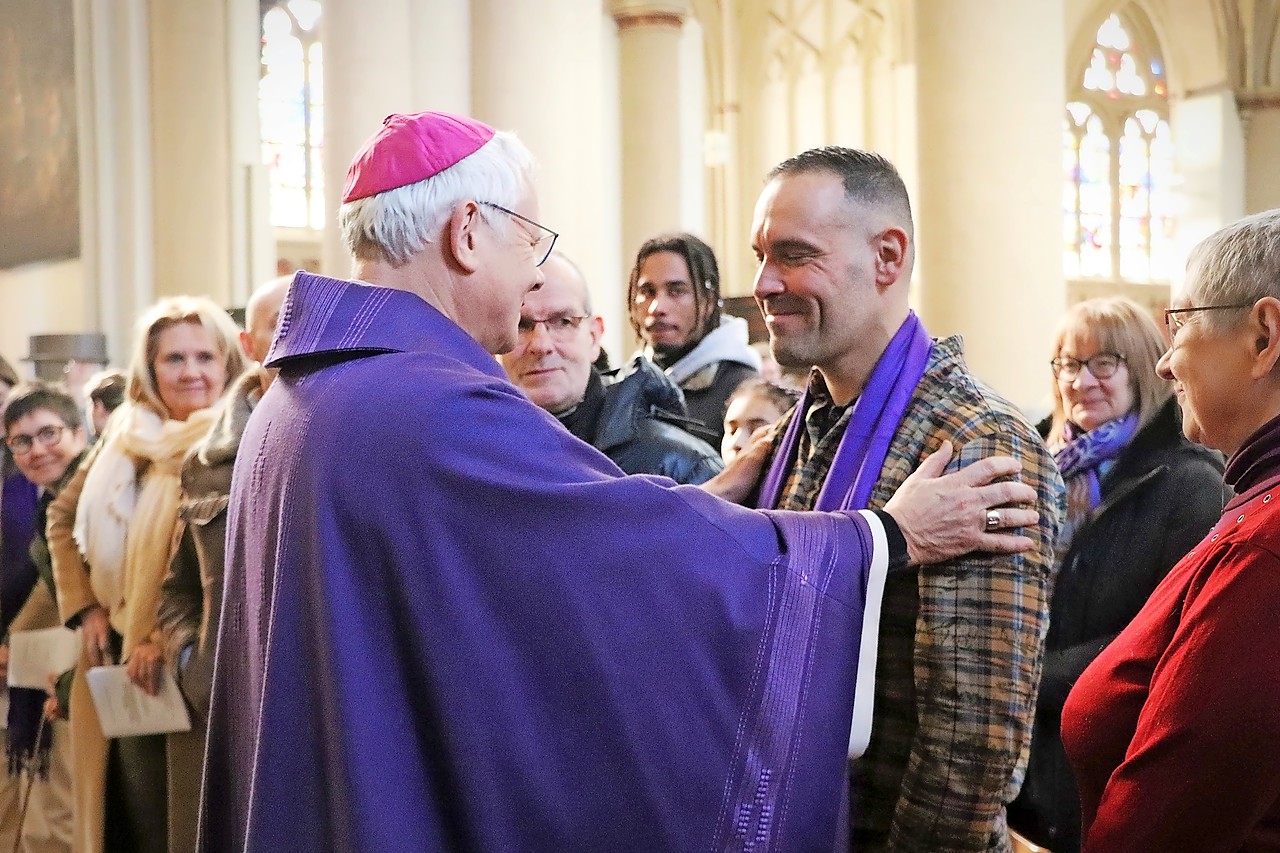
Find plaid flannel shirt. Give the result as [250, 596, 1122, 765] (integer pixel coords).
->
[771, 335, 1064, 852]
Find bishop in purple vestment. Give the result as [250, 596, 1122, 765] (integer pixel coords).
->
[199, 112, 1039, 853]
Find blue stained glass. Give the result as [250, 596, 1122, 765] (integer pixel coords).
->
[261, 2, 323, 229]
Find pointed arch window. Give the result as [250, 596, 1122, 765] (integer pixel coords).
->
[1063, 11, 1174, 283]
[259, 0, 324, 230]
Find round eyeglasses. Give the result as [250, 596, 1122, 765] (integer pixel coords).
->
[4, 424, 69, 455]
[1050, 352, 1126, 380]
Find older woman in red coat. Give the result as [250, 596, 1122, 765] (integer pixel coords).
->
[1063, 208, 1280, 851]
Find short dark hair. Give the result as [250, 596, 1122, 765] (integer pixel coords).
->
[86, 370, 127, 412]
[767, 147, 914, 237]
[3, 381, 83, 433]
[627, 232, 722, 341]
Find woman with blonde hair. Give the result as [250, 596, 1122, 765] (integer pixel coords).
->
[1008, 296, 1227, 853]
[47, 296, 245, 853]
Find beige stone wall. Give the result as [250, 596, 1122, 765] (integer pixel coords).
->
[6, 0, 1280, 388]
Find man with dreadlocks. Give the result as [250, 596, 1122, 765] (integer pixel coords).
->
[628, 232, 760, 445]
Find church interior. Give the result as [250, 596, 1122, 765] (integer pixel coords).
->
[2, 0, 1277, 414]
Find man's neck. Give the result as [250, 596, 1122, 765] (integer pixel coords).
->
[817, 306, 912, 406]
[351, 255, 457, 326]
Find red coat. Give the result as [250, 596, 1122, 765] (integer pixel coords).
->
[1063, 470, 1280, 852]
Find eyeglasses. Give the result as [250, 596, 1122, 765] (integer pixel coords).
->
[517, 314, 589, 341]
[1050, 352, 1126, 380]
[4, 424, 68, 455]
[479, 202, 558, 266]
[1165, 302, 1255, 338]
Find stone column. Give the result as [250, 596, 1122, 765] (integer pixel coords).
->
[1173, 91, 1245, 292]
[319, 0, 414, 276]
[1241, 98, 1279, 212]
[318, 0, 472, 276]
[914, 0, 1066, 411]
[150, 1, 235, 304]
[472, 0, 624, 360]
[610, 1, 691, 261]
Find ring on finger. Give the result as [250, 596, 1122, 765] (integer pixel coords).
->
[985, 509, 1002, 531]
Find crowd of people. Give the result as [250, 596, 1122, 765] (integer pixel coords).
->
[0, 107, 1276, 853]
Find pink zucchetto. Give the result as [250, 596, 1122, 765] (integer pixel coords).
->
[340, 112, 497, 203]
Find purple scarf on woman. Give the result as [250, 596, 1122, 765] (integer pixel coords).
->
[758, 311, 933, 511]
[1053, 412, 1139, 558]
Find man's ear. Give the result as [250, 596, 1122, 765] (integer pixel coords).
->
[238, 330, 256, 362]
[874, 226, 910, 288]
[588, 315, 605, 361]
[446, 200, 484, 274]
[1249, 296, 1280, 380]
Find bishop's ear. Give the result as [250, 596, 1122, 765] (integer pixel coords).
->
[446, 200, 484, 274]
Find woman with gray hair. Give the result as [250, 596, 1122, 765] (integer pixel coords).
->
[47, 296, 245, 853]
[1063, 209, 1280, 850]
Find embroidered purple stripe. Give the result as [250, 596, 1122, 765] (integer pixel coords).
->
[716, 511, 872, 851]
[288, 275, 349, 354]
[337, 288, 392, 350]
[757, 311, 933, 512]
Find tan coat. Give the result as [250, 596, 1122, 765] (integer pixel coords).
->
[157, 370, 264, 853]
[48, 408, 215, 853]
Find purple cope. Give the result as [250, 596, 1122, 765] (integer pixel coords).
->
[199, 272, 887, 852]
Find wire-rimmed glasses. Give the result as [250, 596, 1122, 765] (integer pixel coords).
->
[479, 202, 558, 266]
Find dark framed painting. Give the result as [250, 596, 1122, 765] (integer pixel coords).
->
[0, 0, 80, 269]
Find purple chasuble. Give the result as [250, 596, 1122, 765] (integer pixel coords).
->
[758, 311, 933, 512]
[200, 273, 892, 853]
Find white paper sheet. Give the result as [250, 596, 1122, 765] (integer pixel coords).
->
[85, 665, 191, 738]
[7, 627, 80, 690]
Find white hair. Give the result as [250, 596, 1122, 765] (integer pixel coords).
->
[339, 130, 536, 266]
[1187, 208, 1280, 331]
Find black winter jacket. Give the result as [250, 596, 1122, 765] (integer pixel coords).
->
[560, 359, 724, 485]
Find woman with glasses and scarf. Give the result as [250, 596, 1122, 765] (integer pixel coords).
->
[1008, 296, 1227, 853]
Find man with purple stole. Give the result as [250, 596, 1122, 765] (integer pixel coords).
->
[200, 112, 1043, 853]
[749, 148, 1064, 852]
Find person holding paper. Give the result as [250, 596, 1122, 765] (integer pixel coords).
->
[46, 299, 247, 853]
[2, 381, 89, 853]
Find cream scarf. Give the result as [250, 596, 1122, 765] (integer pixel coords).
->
[73, 403, 218, 653]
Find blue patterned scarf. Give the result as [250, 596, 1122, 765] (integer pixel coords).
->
[1054, 411, 1139, 557]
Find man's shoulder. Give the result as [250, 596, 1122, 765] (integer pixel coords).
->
[609, 412, 724, 483]
[908, 338, 1044, 448]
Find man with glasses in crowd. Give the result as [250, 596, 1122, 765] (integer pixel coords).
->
[202, 111, 1046, 853]
[0, 382, 89, 853]
[500, 251, 722, 484]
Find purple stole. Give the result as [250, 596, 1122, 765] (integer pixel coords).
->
[758, 312, 934, 512]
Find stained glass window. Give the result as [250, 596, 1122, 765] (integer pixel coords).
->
[260, 0, 323, 230]
[1065, 10, 1173, 283]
